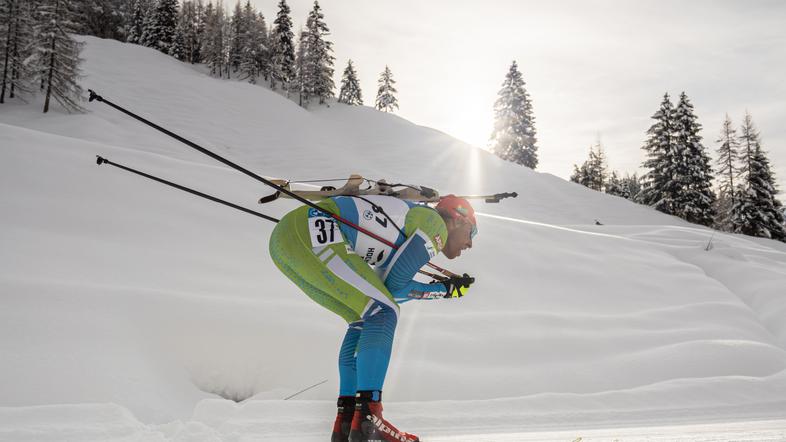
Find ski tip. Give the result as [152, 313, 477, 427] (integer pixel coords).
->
[96, 155, 107, 166]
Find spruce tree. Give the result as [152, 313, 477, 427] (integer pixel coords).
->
[570, 143, 606, 191]
[1, 0, 34, 103]
[293, 26, 306, 106]
[300, 0, 334, 106]
[78, 0, 128, 41]
[671, 92, 716, 226]
[269, 0, 295, 93]
[33, 0, 85, 113]
[238, 5, 269, 84]
[374, 65, 398, 112]
[639, 93, 678, 214]
[489, 61, 538, 169]
[228, 1, 246, 73]
[201, 2, 226, 77]
[731, 145, 786, 241]
[146, 0, 179, 55]
[127, 0, 150, 45]
[338, 59, 362, 105]
[605, 171, 625, 197]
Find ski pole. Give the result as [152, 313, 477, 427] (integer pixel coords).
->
[95, 156, 280, 223]
[88, 90, 458, 277]
[95, 156, 455, 281]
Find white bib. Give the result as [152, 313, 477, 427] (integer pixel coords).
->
[349, 196, 409, 266]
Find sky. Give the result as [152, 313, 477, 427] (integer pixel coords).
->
[250, 0, 786, 190]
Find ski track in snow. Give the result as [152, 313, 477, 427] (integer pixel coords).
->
[3, 36, 786, 440]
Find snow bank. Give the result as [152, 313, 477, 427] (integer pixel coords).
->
[2, 36, 786, 438]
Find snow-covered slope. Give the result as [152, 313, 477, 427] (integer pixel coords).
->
[2, 37, 786, 440]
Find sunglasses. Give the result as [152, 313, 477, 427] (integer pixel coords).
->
[454, 207, 478, 239]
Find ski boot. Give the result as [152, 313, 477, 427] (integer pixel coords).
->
[332, 396, 356, 442]
[348, 391, 420, 442]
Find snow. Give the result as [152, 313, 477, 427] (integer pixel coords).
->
[1, 36, 786, 440]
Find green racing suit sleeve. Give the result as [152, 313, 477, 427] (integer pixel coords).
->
[379, 206, 450, 302]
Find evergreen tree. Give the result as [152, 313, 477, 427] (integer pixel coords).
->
[127, 0, 151, 44]
[671, 92, 716, 226]
[605, 171, 625, 197]
[78, 0, 128, 41]
[293, 26, 306, 105]
[146, 0, 179, 55]
[338, 59, 362, 105]
[620, 173, 642, 201]
[238, 5, 269, 84]
[374, 65, 398, 112]
[490, 61, 538, 169]
[730, 145, 786, 241]
[201, 2, 227, 77]
[1, 0, 35, 103]
[570, 143, 606, 191]
[639, 93, 678, 214]
[228, 1, 246, 73]
[33, 0, 85, 113]
[300, 0, 334, 106]
[269, 0, 295, 93]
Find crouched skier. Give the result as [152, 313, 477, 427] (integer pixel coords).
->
[269, 194, 477, 442]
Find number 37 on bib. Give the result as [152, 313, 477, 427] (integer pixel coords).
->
[308, 211, 344, 247]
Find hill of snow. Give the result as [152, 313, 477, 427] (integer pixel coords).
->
[2, 36, 786, 440]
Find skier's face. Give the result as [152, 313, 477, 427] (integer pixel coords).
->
[443, 218, 474, 259]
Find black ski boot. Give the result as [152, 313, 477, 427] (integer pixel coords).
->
[348, 391, 419, 442]
[331, 396, 356, 442]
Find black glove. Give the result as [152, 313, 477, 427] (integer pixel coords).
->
[441, 273, 474, 298]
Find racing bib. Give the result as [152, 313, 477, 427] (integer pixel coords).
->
[308, 211, 343, 247]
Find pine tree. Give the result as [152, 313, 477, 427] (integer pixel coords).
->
[671, 92, 716, 226]
[338, 59, 362, 105]
[490, 61, 538, 169]
[620, 173, 642, 201]
[605, 171, 625, 197]
[228, 1, 246, 73]
[269, 0, 295, 93]
[127, 0, 151, 44]
[639, 93, 678, 214]
[293, 26, 306, 106]
[300, 0, 334, 106]
[374, 65, 398, 112]
[78, 0, 128, 41]
[730, 145, 786, 242]
[1, 0, 35, 103]
[570, 143, 606, 191]
[33, 0, 85, 113]
[238, 4, 269, 84]
[201, 2, 227, 77]
[146, 0, 179, 55]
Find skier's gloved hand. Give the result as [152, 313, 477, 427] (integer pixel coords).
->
[442, 273, 474, 298]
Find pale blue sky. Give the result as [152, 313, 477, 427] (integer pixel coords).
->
[250, 0, 786, 190]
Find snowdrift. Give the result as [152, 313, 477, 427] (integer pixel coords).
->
[2, 36, 786, 439]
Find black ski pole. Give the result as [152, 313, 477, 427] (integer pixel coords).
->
[96, 156, 280, 223]
[88, 90, 460, 278]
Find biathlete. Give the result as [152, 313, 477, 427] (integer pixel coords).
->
[269, 194, 476, 442]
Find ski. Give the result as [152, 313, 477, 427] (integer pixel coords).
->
[258, 174, 517, 204]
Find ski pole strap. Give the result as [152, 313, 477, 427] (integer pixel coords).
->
[95, 156, 280, 223]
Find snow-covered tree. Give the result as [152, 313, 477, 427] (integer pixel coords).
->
[605, 171, 625, 197]
[730, 145, 786, 242]
[269, 0, 295, 92]
[639, 93, 678, 214]
[620, 173, 642, 201]
[299, 0, 334, 106]
[238, 5, 269, 84]
[32, 0, 85, 113]
[570, 143, 606, 191]
[78, 0, 129, 41]
[293, 26, 306, 105]
[671, 92, 716, 226]
[201, 2, 227, 77]
[738, 110, 760, 184]
[227, 1, 246, 73]
[337, 59, 362, 105]
[127, 0, 152, 44]
[490, 61, 538, 169]
[145, 0, 179, 55]
[714, 114, 741, 230]
[374, 65, 398, 112]
[1, 0, 35, 103]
